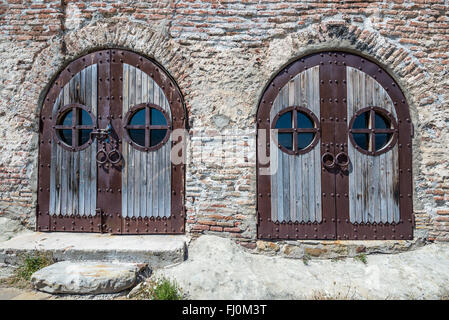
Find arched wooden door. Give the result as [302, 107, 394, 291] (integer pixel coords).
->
[257, 52, 413, 240]
[37, 49, 186, 234]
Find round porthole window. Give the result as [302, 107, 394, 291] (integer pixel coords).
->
[123, 103, 171, 151]
[271, 106, 320, 155]
[53, 104, 96, 151]
[349, 107, 398, 156]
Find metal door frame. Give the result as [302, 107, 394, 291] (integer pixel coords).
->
[37, 49, 186, 234]
[256, 51, 413, 240]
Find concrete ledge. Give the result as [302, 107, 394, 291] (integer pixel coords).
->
[0, 232, 187, 268]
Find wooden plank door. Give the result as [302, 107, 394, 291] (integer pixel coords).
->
[256, 51, 413, 240]
[38, 50, 114, 232]
[335, 55, 413, 240]
[257, 54, 337, 240]
[113, 50, 185, 235]
[38, 50, 186, 234]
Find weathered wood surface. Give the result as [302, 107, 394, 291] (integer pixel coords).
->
[50, 65, 97, 216]
[122, 64, 172, 218]
[270, 66, 322, 223]
[346, 67, 400, 223]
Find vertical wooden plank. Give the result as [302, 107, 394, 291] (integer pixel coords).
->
[294, 75, 303, 222]
[79, 149, 86, 215]
[136, 67, 144, 218]
[55, 142, 62, 215]
[129, 65, 136, 218]
[90, 64, 97, 216]
[50, 92, 62, 216]
[79, 68, 86, 216]
[133, 68, 141, 218]
[270, 130, 278, 222]
[312, 66, 322, 222]
[72, 73, 81, 216]
[166, 143, 171, 217]
[149, 75, 155, 104]
[379, 152, 388, 222]
[50, 137, 57, 215]
[129, 65, 136, 109]
[348, 67, 361, 223]
[148, 147, 154, 217]
[73, 149, 79, 215]
[85, 65, 93, 216]
[157, 87, 164, 218]
[152, 146, 158, 217]
[275, 101, 283, 222]
[81, 66, 91, 215]
[347, 67, 355, 223]
[166, 97, 172, 217]
[128, 146, 135, 218]
[299, 70, 309, 222]
[61, 83, 70, 215]
[365, 74, 375, 223]
[288, 80, 296, 222]
[280, 87, 290, 222]
[306, 68, 317, 223]
[136, 67, 142, 104]
[142, 72, 148, 103]
[134, 144, 141, 218]
[161, 96, 167, 218]
[146, 73, 153, 217]
[392, 145, 400, 223]
[141, 148, 147, 218]
[139, 70, 147, 218]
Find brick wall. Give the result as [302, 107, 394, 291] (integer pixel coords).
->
[0, 0, 448, 243]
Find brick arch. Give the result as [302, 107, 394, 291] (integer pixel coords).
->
[30, 20, 190, 118]
[257, 24, 427, 125]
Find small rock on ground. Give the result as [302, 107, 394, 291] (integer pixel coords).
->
[31, 261, 140, 294]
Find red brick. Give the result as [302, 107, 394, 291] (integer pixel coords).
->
[192, 225, 210, 231]
[224, 227, 242, 233]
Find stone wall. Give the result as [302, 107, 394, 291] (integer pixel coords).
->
[0, 1, 448, 245]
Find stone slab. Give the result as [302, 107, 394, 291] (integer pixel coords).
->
[31, 261, 139, 294]
[0, 232, 187, 267]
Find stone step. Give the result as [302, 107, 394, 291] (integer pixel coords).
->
[0, 231, 187, 268]
[31, 261, 142, 294]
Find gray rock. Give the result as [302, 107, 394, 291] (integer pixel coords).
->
[31, 261, 140, 294]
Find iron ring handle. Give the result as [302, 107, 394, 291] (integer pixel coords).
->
[335, 152, 350, 167]
[107, 149, 122, 164]
[95, 150, 108, 164]
[321, 152, 335, 169]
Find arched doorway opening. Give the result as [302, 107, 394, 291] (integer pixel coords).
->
[256, 51, 413, 240]
[37, 49, 186, 234]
